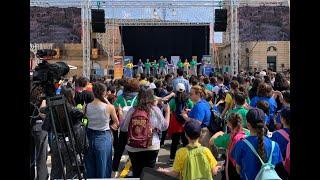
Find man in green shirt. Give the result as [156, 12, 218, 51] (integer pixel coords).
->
[190, 58, 197, 76]
[159, 56, 167, 76]
[144, 59, 151, 76]
[152, 60, 159, 76]
[177, 59, 184, 71]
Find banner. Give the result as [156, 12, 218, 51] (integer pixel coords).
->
[171, 56, 180, 66]
[114, 56, 123, 79]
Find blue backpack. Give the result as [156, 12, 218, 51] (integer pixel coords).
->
[243, 139, 282, 180]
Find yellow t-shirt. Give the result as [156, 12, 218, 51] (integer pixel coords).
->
[172, 143, 217, 179]
[126, 63, 133, 69]
[225, 93, 234, 107]
[184, 62, 190, 68]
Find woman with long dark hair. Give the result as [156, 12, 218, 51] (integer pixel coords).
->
[120, 87, 170, 178]
[249, 77, 262, 100]
[231, 108, 283, 180]
[84, 83, 119, 178]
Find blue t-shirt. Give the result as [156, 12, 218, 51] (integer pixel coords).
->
[172, 77, 191, 93]
[231, 136, 283, 180]
[250, 96, 278, 120]
[270, 128, 290, 159]
[188, 99, 211, 128]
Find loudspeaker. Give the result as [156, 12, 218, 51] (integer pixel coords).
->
[91, 9, 105, 33]
[214, 9, 227, 32]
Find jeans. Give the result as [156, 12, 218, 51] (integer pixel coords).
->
[128, 150, 159, 178]
[146, 68, 151, 76]
[84, 129, 113, 178]
[159, 67, 167, 75]
[112, 131, 128, 171]
[137, 66, 144, 74]
[170, 132, 188, 159]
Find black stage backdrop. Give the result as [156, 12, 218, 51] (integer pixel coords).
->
[120, 26, 209, 64]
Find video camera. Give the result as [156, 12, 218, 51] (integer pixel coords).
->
[32, 60, 69, 97]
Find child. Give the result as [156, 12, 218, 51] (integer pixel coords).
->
[210, 113, 250, 180]
[158, 120, 221, 180]
[231, 108, 283, 180]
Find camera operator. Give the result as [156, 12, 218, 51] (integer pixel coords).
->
[42, 85, 86, 179]
[30, 86, 49, 180]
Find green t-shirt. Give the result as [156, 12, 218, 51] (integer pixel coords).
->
[177, 61, 184, 68]
[153, 63, 159, 69]
[159, 59, 166, 68]
[190, 60, 197, 68]
[213, 128, 250, 149]
[113, 95, 138, 108]
[228, 106, 249, 128]
[144, 62, 151, 69]
[169, 98, 194, 112]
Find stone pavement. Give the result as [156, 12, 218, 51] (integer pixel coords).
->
[46, 139, 222, 179]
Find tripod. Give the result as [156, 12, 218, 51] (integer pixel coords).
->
[46, 95, 86, 180]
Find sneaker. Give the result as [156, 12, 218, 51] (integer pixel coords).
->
[112, 171, 119, 178]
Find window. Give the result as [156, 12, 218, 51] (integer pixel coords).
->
[267, 56, 277, 72]
[267, 46, 277, 52]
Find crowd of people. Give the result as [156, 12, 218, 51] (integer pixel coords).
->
[30, 67, 290, 180]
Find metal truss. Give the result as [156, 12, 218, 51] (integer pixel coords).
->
[30, 0, 289, 77]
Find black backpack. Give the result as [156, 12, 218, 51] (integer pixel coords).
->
[175, 99, 187, 124]
[207, 108, 225, 134]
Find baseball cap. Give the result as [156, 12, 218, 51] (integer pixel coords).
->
[176, 83, 185, 92]
[184, 120, 201, 140]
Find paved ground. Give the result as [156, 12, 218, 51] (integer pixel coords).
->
[47, 139, 223, 179]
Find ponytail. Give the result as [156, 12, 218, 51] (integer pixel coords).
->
[256, 122, 265, 162]
[93, 83, 109, 105]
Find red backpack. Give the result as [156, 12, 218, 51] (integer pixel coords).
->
[277, 129, 290, 174]
[128, 108, 153, 148]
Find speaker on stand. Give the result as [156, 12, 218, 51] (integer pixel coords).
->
[91, 9, 106, 33]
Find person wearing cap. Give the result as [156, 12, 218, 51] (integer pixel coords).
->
[167, 83, 194, 163]
[172, 68, 191, 93]
[231, 108, 283, 180]
[158, 120, 221, 179]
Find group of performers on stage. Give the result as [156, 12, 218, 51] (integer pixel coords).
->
[125, 56, 207, 77]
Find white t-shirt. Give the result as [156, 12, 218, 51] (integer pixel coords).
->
[212, 83, 224, 95]
[149, 82, 156, 89]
